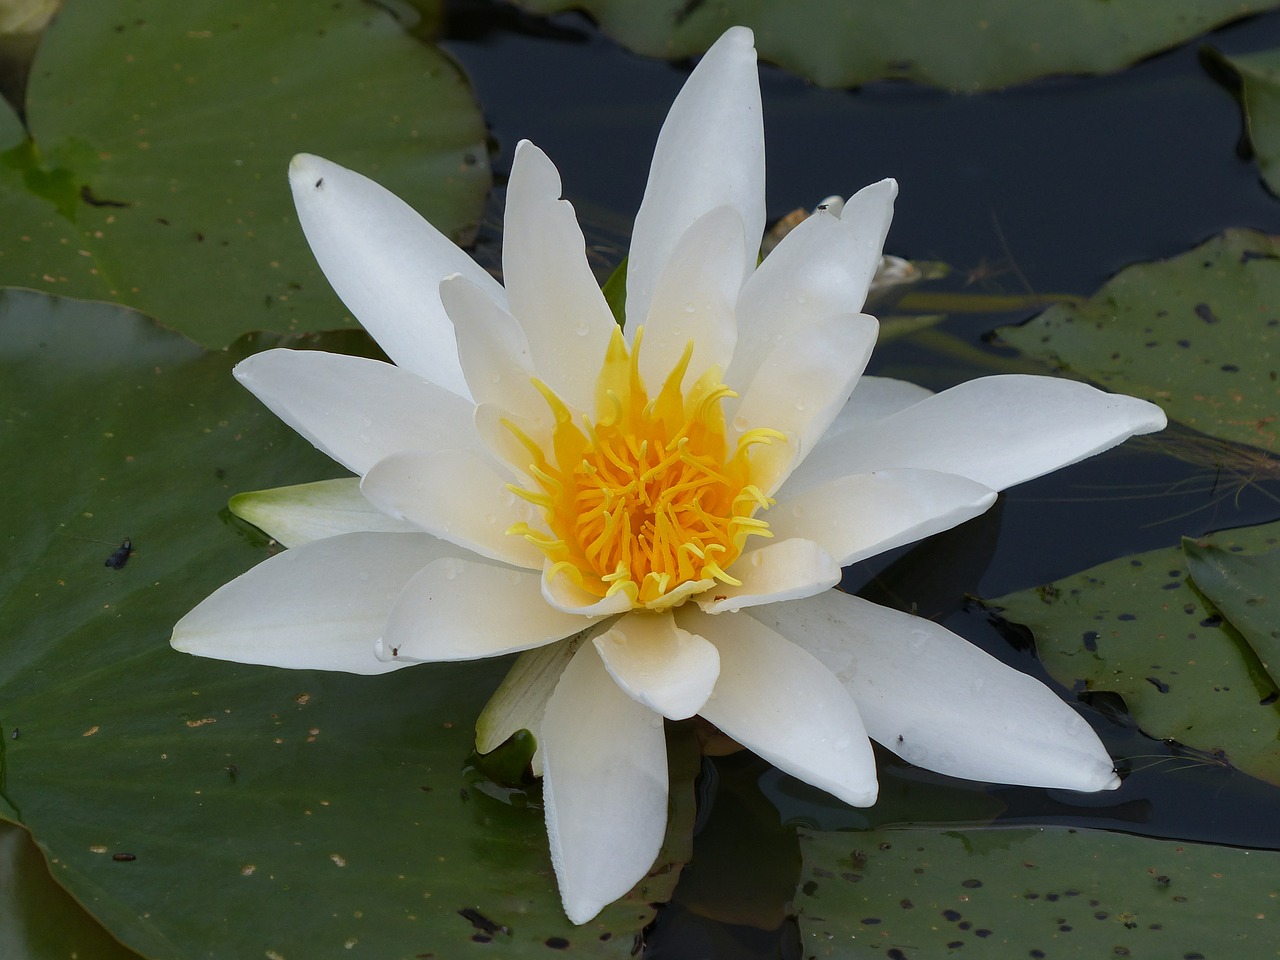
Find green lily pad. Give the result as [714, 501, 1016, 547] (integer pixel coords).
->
[0, 821, 144, 960]
[988, 519, 1280, 787]
[998, 229, 1280, 454]
[1185, 538, 1280, 688]
[0, 0, 488, 348]
[1206, 45, 1280, 198]
[511, 0, 1277, 91]
[0, 288, 675, 958]
[795, 825, 1280, 956]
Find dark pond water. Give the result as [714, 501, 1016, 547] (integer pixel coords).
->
[439, 5, 1280, 956]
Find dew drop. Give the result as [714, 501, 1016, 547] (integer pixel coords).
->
[650, 717, 663, 729]
[750, 552, 764, 567]
[483, 513, 497, 526]
[970, 678, 985, 696]
[489, 372, 502, 384]
[684, 303, 697, 314]
[575, 320, 590, 337]
[795, 399, 807, 412]
[1065, 714, 1087, 737]
[441, 558, 461, 581]
[908, 629, 928, 651]
[833, 735, 851, 751]
[357, 571, 370, 583]
[790, 505, 804, 518]
[732, 415, 749, 432]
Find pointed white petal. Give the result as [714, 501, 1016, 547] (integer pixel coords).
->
[230, 478, 419, 547]
[171, 532, 455, 674]
[543, 643, 668, 924]
[502, 140, 616, 411]
[360, 450, 545, 569]
[752, 591, 1121, 792]
[728, 179, 896, 391]
[820, 376, 934, 443]
[680, 607, 878, 807]
[784, 374, 1168, 497]
[592, 611, 720, 720]
[289, 154, 503, 397]
[440, 274, 546, 419]
[541, 561, 636, 617]
[626, 27, 764, 331]
[698, 538, 839, 614]
[234, 349, 479, 476]
[639, 205, 745, 388]
[379, 558, 592, 662]
[475, 625, 605, 776]
[472, 402, 548, 483]
[769, 469, 997, 566]
[732, 313, 879, 495]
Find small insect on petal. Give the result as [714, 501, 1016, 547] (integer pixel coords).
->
[104, 538, 133, 570]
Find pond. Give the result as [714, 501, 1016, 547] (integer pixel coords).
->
[2, 2, 1280, 958]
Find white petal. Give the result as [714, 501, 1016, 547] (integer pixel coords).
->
[501, 140, 616, 412]
[769, 469, 997, 567]
[541, 561, 636, 617]
[288, 154, 503, 397]
[379, 558, 592, 662]
[593, 611, 720, 720]
[728, 179, 896, 391]
[639, 205, 745, 388]
[171, 532, 454, 674]
[783, 374, 1168, 497]
[440, 274, 545, 420]
[820, 376, 934, 443]
[475, 625, 604, 776]
[542, 642, 668, 924]
[732, 313, 879, 495]
[230, 478, 419, 547]
[697, 538, 839, 614]
[680, 607, 878, 807]
[234, 349, 479, 476]
[626, 27, 764, 331]
[360, 450, 545, 569]
[752, 591, 1121, 792]
[472, 402, 546, 483]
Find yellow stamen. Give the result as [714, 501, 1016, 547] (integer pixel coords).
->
[507, 325, 782, 609]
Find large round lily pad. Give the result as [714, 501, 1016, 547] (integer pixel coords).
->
[989, 519, 1280, 787]
[796, 825, 1280, 956]
[998, 229, 1280, 455]
[511, 0, 1278, 91]
[0, 0, 488, 347]
[0, 288, 672, 958]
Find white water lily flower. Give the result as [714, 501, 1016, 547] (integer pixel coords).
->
[172, 26, 1166, 924]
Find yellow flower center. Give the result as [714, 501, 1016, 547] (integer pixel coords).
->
[506, 326, 784, 610]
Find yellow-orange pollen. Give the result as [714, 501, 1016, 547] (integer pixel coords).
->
[504, 326, 784, 610]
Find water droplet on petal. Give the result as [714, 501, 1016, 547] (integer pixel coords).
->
[575, 320, 590, 336]
[908, 629, 928, 651]
[794, 399, 807, 412]
[484, 513, 497, 526]
[684, 302, 697, 314]
[970, 678, 985, 696]
[749, 552, 763, 567]
[489, 372, 501, 384]
[732, 415, 749, 432]
[1065, 714, 1087, 737]
[442, 558, 461, 581]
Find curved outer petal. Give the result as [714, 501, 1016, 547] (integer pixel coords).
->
[475, 625, 604, 776]
[288, 154, 504, 397]
[728, 179, 897, 393]
[234, 349, 479, 476]
[751, 591, 1121, 792]
[697, 538, 840, 614]
[638, 205, 745, 389]
[732, 313, 879, 496]
[768, 469, 998, 567]
[361, 450, 546, 569]
[626, 26, 764, 332]
[502, 140, 617, 412]
[542, 642, 668, 925]
[440, 274, 546, 423]
[679, 607, 879, 807]
[593, 611, 720, 721]
[230, 478, 419, 547]
[819, 376, 934, 443]
[171, 532, 457, 674]
[378, 558, 594, 662]
[782, 374, 1168, 499]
